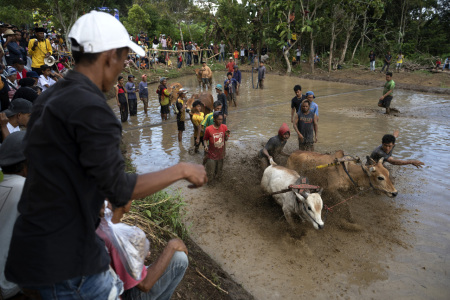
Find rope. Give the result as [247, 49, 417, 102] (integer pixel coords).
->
[322, 189, 367, 221]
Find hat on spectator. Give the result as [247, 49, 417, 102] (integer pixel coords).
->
[4, 67, 17, 77]
[159, 77, 166, 83]
[229, 57, 233, 60]
[68, 10, 144, 56]
[0, 131, 26, 167]
[35, 27, 46, 33]
[215, 84, 223, 91]
[4, 98, 33, 118]
[3, 29, 15, 36]
[234, 65, 239, 69]
[127, 74, 134, 78]
[13, 58, 25, 65]
[0, 22, 6, 28]
[305, 91, 316, 98]
[26, 71, 39, 78]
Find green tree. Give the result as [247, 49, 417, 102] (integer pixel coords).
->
[124, 4, 152, 35]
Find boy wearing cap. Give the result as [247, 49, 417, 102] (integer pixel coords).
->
[126, 74, 137, 116]
[215, 84, 228, 124]
[0, 98, 32, 142]
[139, 74, 148, 114]
[305, 91, 319, 119]
[157, 77, 171, 120]
[0, 131, 27, 300]
[5, 11, 206, 300]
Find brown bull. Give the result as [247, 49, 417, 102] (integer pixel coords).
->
[185, 93, 214, 118]
[286, 150, 398, 198]
[167, 82, 183, 106]
[194, 69, 212, 88]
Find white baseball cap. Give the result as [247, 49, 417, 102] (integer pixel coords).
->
[68, 10, 145, 57]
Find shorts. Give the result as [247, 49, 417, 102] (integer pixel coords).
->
[378, 95, 393, 108]
[177, 120, 185, 131]
[205, 158, 224, 179]
[202, 78, 209, 85]
[160, 104, 170, 114]
[298, 138, 314, 151]
[396, 63, 402, 68]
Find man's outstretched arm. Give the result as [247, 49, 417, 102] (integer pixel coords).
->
[386, 157, 424, 168]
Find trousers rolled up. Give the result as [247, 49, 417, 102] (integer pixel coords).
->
[128, 98, 137, 116]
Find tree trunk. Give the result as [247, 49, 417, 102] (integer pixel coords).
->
[351, 37, 361, 62]
[339, 28, 352, 65]
[310, 30, 315, 73]
[328, 21, 336, 73]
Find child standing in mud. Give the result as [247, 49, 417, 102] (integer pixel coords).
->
[176, 89, 188, 142]
[204, 112, 230, 181]
[224, 72, 239, 107]
[191, 100, 205, 153]
[378, 71, 395, 114]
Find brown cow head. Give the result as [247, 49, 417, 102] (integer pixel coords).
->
[362, 157, 398, 198]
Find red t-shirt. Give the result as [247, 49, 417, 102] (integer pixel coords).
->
[96, 225, 147, 291]
[226, 62, 235, 73]
[204, 124, 228, 160]
[17, 69, 27, 81]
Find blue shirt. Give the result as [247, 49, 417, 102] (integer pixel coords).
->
[232, 70, 241, 83]
[310, 101, 319, 116]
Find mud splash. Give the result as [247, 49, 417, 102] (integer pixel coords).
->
[109, 72, 450, 299]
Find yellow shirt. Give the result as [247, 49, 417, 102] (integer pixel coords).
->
[160, 88, 170, 106]
[192, 112, 204, 137]
[396, 55, 404, 64]
[28, 38, 53, 68]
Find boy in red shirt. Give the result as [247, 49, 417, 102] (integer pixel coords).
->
[203, 112, 230, 181]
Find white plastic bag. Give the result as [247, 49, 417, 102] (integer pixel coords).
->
[99, 207, 150, 280]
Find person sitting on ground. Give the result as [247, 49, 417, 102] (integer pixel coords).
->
[191, 100, 205, 153]
[204, 112, 230, 181]
[293, 100, 318, 151]
[12, 78, 39, 103]
[259, 123, 291, 170]
[304, 91, 319, 120]
[0, 131, 27, 300]
[215, 84, 228, 124]
[370, 130, 424, 168]
[443, 56, 450, 71]
[290, 84, 306, 123]
[25, 71, 40, 86]
[176, 88, 188, 142]
[96, 201, 188, 300]
[200, 61, 212, 89]
[12, 58, 27, 82]
[4, 67, 18, 100]
[38, 64, 58, 92]
[0, 98, 32, 142]
[224, 72, 239, 107]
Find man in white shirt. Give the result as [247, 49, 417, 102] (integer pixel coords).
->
[0, 98, 32, 142]
[0, 131, 27, 299]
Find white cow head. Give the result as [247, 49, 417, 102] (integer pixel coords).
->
[294, 189, 324, 230]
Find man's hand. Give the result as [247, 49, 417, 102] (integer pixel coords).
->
[0, 113, 9, 127]
[411, 160, 424, 168]
[168, 239, 188, 256]
[33, 39, 38, 47]
[195, 137, 200, 144]
[180, 162, 207, 187]
[379, 96, 384, 101]
[224, 114, 227, 118]
[45, 52, 51, 58]
[393, 129, 400, 138]
[314, 137, 318, 143]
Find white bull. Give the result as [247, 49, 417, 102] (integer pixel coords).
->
[261, 158, 324, 230]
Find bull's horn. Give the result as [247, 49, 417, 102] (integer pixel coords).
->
[378, 157, 384, 164]
[369, 166, 376, 172]
[317, 187, 323, 195]
[366, 156, 376, 165]
[300, 191, 309, 199]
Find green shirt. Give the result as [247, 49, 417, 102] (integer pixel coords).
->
[383, 80, 395, 97]
[201, 112, 214, 131]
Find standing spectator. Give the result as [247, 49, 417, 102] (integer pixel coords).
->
[248, 44, 255, 65]
[3, 29, 26, 66]
[186, 42, 193, 66]
[193, 43, 199, 65]
[215, 84, 228, 125]
[28, 28, 52, 74]
[369, 50, 376, 71]
[314, 53, 320, 64]
[378, 71, 395, 114]
[0, 131, 27, 300]
[201, 100, 223, 133]
[233, 48, 239, 64]
[226, 57, 235, 73]
[240, 45, 246, 64]
[125, 75, 137, 116]
[224, 72, 239, 107]
[258, 61, 266, 89]
[290, 85, 306, 123]
[380, 51, 392, 73]
[219, 41, 226, 62]
[200, 61, 212, 89]
[139, 74, 148, 114]
[296, 45, 301, 63]
[115, 76, 128, 122]
[204, 112, 230, 182]
[176, 88, 188, 142]
[157, 77, 170, 120]
[167, 36, 172, 50]
[293, 100, 318, 151]
[161, 34, 167, 51]
[396, 51, 404, 72]
[232, 65, 241, 95]
[5, 12, 206, 300]
[213, 43, 219, 61]
[177, 52, 183, 69]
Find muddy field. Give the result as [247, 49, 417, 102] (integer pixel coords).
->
[110, 72, 450, 299]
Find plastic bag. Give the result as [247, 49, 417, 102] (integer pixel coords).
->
[99, 207, 150, 280]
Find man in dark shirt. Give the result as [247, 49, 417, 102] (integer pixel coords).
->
[290, 84, 306, 123]
[370, 130, 424, 168]
[259, 123, 291, 170]
[5, 11, 206, 299]
[215, 84, 228, 124]
[380, 51, 392, 73]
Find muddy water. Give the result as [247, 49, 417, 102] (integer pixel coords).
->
[108, 72, 450, 299]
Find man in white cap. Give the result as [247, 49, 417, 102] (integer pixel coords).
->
[5, 10, 207, 300]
